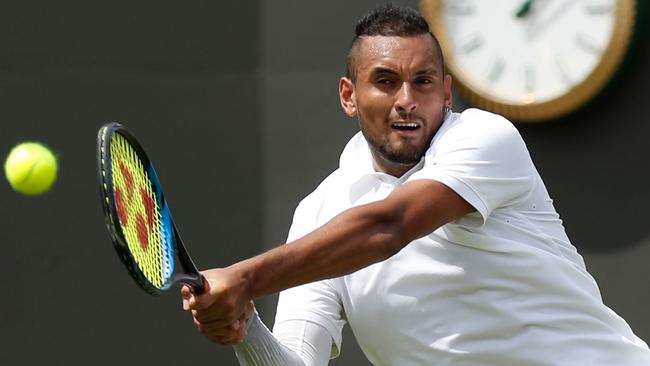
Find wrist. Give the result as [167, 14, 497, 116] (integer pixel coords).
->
[228, 261, 255, 300]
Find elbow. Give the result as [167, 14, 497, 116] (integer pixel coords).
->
[349, 199, 417, 263]
[370, 206, 410, 260]
[383, 225, 409, 259]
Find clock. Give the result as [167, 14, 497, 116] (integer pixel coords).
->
[420, 0, 638, 122]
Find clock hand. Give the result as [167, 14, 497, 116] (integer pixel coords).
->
[515, 0, 536, 18]
[528, 0, 577, 41]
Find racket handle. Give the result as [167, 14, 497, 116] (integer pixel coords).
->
[178, 274, 207, 294]
[192, 275, 207, 294]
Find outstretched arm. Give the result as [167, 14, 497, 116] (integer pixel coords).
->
[239, 179, 472, 297]
[183, 179, 473, 342]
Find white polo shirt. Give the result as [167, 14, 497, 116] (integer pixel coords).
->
[274, 109, 650, 365]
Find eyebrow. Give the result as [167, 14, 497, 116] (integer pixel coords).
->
[415, 68, 437, 76]
[369, 66, 440, 77]
[370, 67, 398, 76]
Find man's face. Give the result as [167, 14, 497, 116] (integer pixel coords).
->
[340, 34, 452, 176]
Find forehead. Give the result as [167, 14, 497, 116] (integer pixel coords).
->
[354, 34, 441, 75]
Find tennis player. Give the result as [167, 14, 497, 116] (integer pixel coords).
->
[182, 4, 650, 365]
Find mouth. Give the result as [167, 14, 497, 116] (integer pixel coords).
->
[391, 121, 421, 132]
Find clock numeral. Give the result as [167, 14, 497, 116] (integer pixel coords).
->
[576, 33, 602, 54]
[584, 3, 613, 15]
[488, 58, 506, 84]
[524, 65, 535, 94]
[446, 2, 475, 16]
[459, 34, 483, 54]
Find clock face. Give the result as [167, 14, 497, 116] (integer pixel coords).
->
[421, 0, 637, 122]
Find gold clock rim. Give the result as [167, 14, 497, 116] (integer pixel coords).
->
[420, 0, 637, 123]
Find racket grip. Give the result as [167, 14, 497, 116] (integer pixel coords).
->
[191, 275, 207, 294]
[178, 273, 207, 294]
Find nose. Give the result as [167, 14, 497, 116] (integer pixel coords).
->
[395, 82, 416, 113]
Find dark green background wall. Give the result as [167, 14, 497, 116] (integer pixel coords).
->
[0, 1, 260, 364]
[1, 1, 648, 365]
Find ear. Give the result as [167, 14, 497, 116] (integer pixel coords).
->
[339, 77, 357, 117]
[443, 74, 453, 109]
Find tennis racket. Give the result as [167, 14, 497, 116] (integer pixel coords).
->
[97, 122, 205, 295]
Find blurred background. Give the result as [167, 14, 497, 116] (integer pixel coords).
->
[0, 0, 648, 364]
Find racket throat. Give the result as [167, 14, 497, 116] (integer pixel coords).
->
[174, 229, 205, 294]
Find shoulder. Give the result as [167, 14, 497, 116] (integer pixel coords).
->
[430, 108, 526, 156]
[445, 108, 520, 139]
[459, 107, 512, 125]
[414, 109, 536, 222]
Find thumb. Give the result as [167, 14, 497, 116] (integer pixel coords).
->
[181, 285, 193, 311]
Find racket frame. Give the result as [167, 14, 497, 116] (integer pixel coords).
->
[97, 123, 205, 295]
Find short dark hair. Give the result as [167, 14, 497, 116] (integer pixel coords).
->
[346, 4, 445, 81]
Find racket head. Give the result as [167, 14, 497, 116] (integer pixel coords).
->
[97, 123, 203, 295]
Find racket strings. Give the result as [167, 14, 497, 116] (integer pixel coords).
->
[109, 133, 170, 289]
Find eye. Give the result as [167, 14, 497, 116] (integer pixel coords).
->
[415, 77, 433, 85]
[376, 78, 394, 85]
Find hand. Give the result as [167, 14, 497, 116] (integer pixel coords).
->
[181, 267, 254, 345]
[190, 299, 254, 345]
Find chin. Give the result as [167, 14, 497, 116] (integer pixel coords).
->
[382, 144, 426, 165]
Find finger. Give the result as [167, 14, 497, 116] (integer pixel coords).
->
[186, 275, 217, 309]
[243, 301, 254, 320]
[187, 286, 220, 310]
[194, 319, 245, 337]
[192, 310, 236, 328]
[231, 319, 241, 330]
[181, 285, 192, 311]
[193, 315, 234, 329]
[234, 311, 249, 329]
[192, 307, 238, 324]
[243, 300, 254, 314]
[236, 301, 254, 328]
[239, 314, 251, 329]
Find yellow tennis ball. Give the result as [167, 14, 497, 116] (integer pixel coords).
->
[4, 142, 58, 195]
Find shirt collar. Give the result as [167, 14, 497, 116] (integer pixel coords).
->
[338, 131, 423, 188]
[339, 131, 375, 176]
[339, 111, 455, 186]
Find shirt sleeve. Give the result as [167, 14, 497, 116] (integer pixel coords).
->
[407, 109, 536, 225]
[272, 190, 347, 359]
[274, 280, 345, 359]
[234, 308, 333, 366]
[233, 188, 344, 365]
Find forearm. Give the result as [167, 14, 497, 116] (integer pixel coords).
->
[233, 201, 404, 299]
